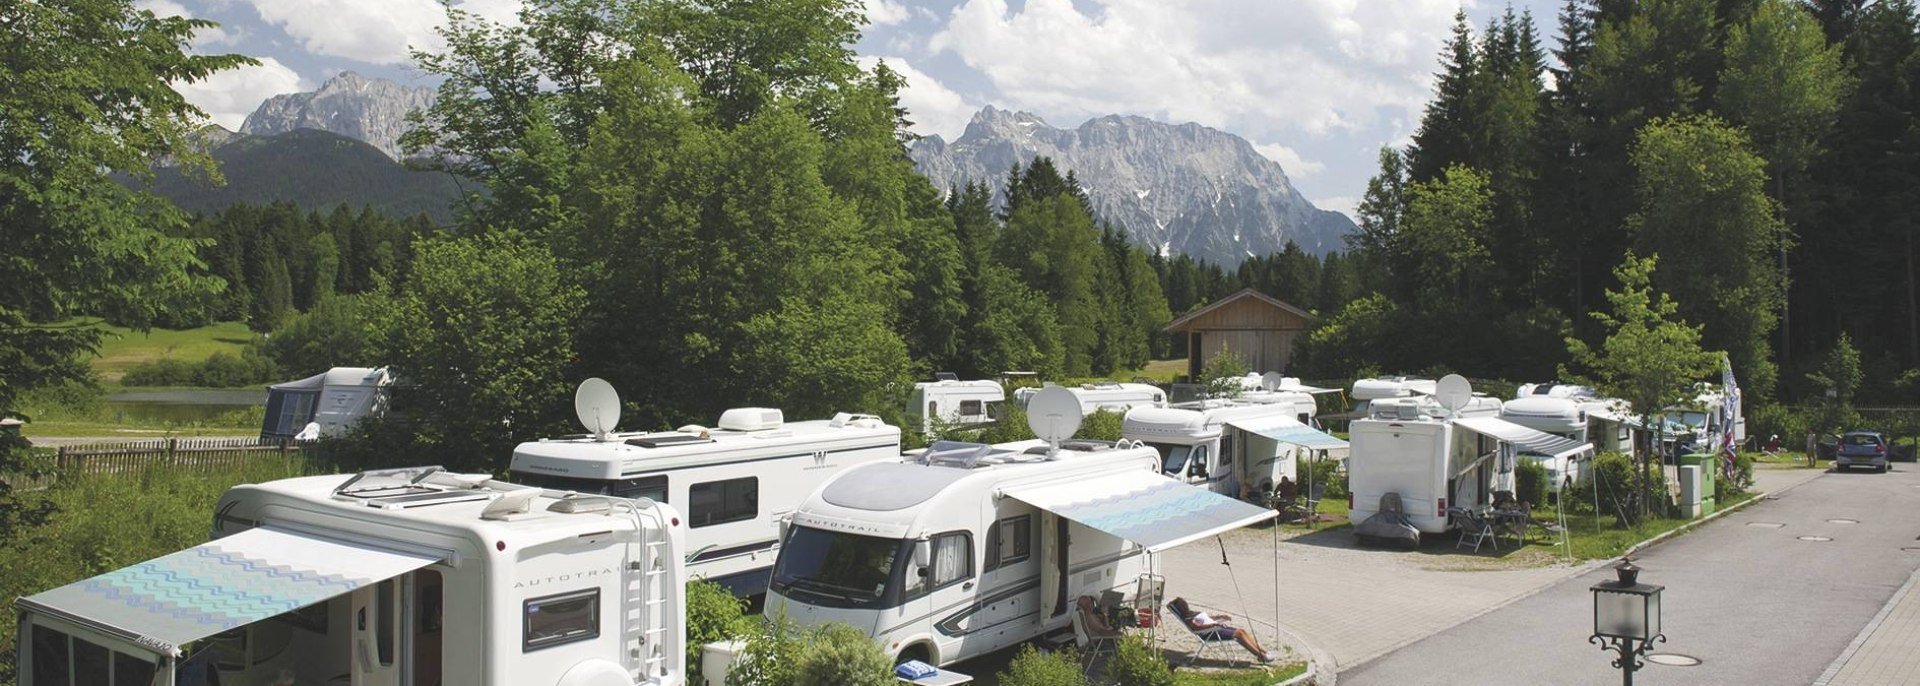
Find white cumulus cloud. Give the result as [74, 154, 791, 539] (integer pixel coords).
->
[175, 56, 306, 130]
[1254, 143, 1324, 178]
[861, 56, 974, 140]
[863, 0, 910, 26]
[1314, 195, 1358, 216]
[927, 0, 1461, 137]
[238, 0, 519, 65]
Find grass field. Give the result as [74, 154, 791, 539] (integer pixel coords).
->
[1135, 358, 1188, 384]
[87, 320, 256, 383]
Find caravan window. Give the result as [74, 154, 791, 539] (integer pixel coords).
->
[1153, 443, 1195, 474]
[27, 625, 157, 686]
[930, 531, 973, 589]
[960, 400, 984, 417]
[985, 515, 1031, 571]
[689, 477, 758, 527]
[524, 589, 600, 651]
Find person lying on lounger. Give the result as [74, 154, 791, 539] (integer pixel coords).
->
[1169, 597, 1274, 662]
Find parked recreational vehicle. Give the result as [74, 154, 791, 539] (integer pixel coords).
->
[907, 378, 1005, 433]
[1348, 385, 1589, 541]
[14, 466, 688, 686]
[1012, 381, 1167, 414]
[759, 389, 1274, 668]
[260, 366, 392, 440]
[1348, 376, 1437, 418]
[1501, 396, 1591, 488]
[509, 393, 900, 596]
[1122, 402, 1347, 495]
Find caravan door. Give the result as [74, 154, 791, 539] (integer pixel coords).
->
[350, 579, 403, 686]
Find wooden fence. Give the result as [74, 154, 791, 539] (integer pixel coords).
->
[54, 437, 306, 477]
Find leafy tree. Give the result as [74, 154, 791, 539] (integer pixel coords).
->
[1628, 115, 1788, 395]
[1001, 193, 1102, 376]
[1397, 165, 1494, 308]
[0, 0, 246, 538]
[1562, 253, 1718, 520]
[370, 235, 584, 470]
[1200, 343, 1251, 400]
[1806, 332, 1864, 435]
[262, 293, 382, 378]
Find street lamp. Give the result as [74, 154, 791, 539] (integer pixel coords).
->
[1590, 559, 1665, 686]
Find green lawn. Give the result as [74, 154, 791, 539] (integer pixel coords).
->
[1557, 491, 1756, 560]
[1134, 358, 1189, 384]
[87, 320, 257, 383]
[1175, 663, 1308, 685]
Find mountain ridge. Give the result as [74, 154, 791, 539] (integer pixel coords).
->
[911, 106, 1353, 264]
[240, 71, 436, 161]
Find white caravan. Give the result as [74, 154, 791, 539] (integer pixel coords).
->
[759, 389, 1274, 668]
[260, 366, 392, 440]
[1348, 389, 1591, 539]
[1665, 386, 1745, 454]
[1349, 376, 1438, 417]
[1122, 402, 1347, 495]
[907, 378, 1005, 433]
[510, 388, 900, 597]
[1012, 381, 1167, 415]
[14, 466, 687, 686]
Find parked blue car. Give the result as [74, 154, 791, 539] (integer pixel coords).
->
[1834, 431, 1891, 473]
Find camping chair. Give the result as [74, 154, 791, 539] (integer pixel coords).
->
[1072, 595, 1123, 673]
[1166, 598, 1239, 667]
[1301, 483, 1325, 527]
[1454, 509, 1498, 552]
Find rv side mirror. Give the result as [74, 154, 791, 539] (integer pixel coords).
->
[777, 517, 790, 543]
[913, 539, 931, 568]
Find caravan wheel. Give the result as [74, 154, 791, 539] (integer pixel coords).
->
[896, 643, 932, 667]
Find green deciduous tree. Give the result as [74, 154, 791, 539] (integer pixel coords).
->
[1628, 115, 1789, 395]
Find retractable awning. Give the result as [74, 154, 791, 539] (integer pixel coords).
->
[1000, 470, 1276, 553]
[1453, 416, 1593, 459]
[1225, 415, 1349, 452]
[17, 527, 438, 657]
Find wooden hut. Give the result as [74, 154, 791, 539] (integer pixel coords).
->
[1165, 288, 1316, 378]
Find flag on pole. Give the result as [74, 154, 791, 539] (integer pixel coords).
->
[1721, 355, 1740, 480]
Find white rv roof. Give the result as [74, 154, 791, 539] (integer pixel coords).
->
[1351, 376, 1437, 401]
[231, 472, 664, 541]
[913, 379, 1004, 392]
[270, 366, 388, 391]
[1122, 402, 1300, 440]
[511, 417, 900, 480]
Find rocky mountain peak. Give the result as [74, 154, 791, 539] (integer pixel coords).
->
[910, 106, 1353, 264]
[239, 72, 437, 161]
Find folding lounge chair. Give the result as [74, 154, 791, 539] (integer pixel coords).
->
[1166, 599, 1240, 667]
[1072, 595, 1122, 673]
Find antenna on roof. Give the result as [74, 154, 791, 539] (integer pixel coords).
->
[574, 378, 622, 441]
[1435, 374, 1472, 417]
[1025, 386, 1083, 458]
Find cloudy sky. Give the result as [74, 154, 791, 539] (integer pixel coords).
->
[149, 0, 1561, 216]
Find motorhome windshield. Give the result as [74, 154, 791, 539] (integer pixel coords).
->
[771, 526, 908, 609]
[1147, 442, 1195, 474]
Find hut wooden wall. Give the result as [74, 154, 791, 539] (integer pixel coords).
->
[1177, 295, 1312, 373]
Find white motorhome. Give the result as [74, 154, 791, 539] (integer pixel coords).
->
[1012, 382, 1167, 415]
[1348, 395, 1590, 539]
[1665, 386, 1746, 454]
[1122, 402, 1347, 496]
[907, 379, 1005, 433]
[509, 407, 900, 596]
[760, 435, 1273, 668]
[14, 466, 687, 686]
[261, 367, 392, 440]
[1349, 376, 1438, 418]
[1501, 396, 1592, 488]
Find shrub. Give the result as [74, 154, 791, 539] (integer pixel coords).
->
[1515, 459, 1549, 507]
[1081, 409, 1124, 441]
[997, 644, 1087, 686]
[119, 357, 198, 386]
[976, 402, 1034, 444]
[1295, 457, 1346, 500]
[192, 349, 277, 387]
[263, 294, 380, 379]
[724, 612, 804, 686]
[1749, 403, 1809, 448]
[1716, 452, 1756, 502]
[1106, 634, 1174, 686]
[794, 624, 894, 686]
[688, 579, 752, 680]
[1591, 451, 1637, 521]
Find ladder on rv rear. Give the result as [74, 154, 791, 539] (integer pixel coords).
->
[626, 505, 673, 683]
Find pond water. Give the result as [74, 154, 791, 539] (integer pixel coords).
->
[105, 388, 265, 424]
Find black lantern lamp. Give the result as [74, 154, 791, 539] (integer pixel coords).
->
[1590, 559, 1665, 686]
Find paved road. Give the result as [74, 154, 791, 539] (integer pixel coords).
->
[1344, 466, 1920, 686]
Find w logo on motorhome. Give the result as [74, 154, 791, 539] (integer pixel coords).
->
[807, 450, 831, 469]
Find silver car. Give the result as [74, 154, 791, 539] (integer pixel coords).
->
[1834, 431, 1891, 473]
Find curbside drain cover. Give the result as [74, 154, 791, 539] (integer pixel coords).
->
[1799, 535, 1834, 542]
[1828, 518, 1860, 524]
[1646, 654, 1702, 667]
[1747, 522, 1786, 528]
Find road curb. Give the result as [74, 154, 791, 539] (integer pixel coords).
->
[1812, 564, 1920, 685]
[1621, 469, 1823, 559]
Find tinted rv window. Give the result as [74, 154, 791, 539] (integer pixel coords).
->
[931, 531, 973, 589]
[771, 526, 905, 609]
[31, 625, 71, 685]
[524, 589, 600, 651]
[960, 400, 983, 416]
[985, 515, 1031, 571]
[1153, 444, 1194, 474]
[511, 473, 668, 503]
[689, 477, 758, 527]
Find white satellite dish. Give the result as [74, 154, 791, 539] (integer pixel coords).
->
[574, 378, 621, 440]
[1261, 372, 1286, 392]
[1435, 374, 1473, 413]
[1025, 386, 1084, 455]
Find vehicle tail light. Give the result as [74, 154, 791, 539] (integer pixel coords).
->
[1878, 444, 1887, 455]
[1438, 497, 1447, 517]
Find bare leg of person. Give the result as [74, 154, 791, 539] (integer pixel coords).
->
[1233, 628, 1271, 661]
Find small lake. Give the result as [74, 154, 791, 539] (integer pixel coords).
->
[105, 388, 265, 423]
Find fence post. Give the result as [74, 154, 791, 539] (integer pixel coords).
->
[57, 445, 68, 472]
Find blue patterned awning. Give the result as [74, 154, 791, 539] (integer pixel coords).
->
[1225, 415, 1349, 452]
[16, 527, 438, 656]
[1000, 470, 1276, 553]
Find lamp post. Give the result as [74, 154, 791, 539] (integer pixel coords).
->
[1590, 559, 1665, 686]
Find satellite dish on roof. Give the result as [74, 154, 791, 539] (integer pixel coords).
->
[1261, 372, 1286, 392]
[575, 378, 621, 441]
[1025, 386, 1084, 456]
[1436, 374, 1473, 413]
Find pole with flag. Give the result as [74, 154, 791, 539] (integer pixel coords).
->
[1721, 355, 1741, 481]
